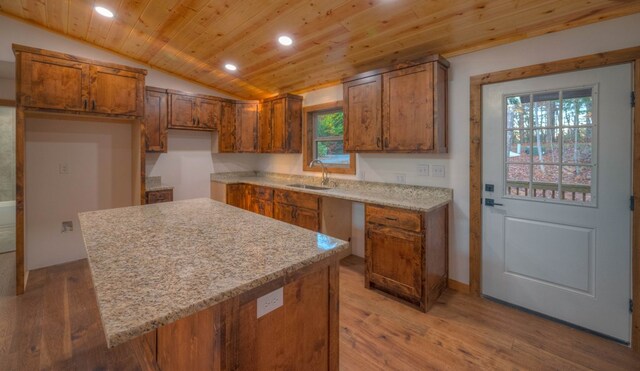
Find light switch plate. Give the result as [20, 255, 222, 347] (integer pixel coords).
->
[257, 287, 283, 318]
[417, 164, 429, 176]
[395, 173, 406, 184]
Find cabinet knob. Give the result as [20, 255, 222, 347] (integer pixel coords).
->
[377, 137, 381, 148]
[83, 99, 88, 110]
[91, 100, 96, 111]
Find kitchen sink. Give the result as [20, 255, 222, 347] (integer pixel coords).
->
[286, 183, 331, 191]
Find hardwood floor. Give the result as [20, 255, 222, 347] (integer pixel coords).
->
[0, 256, 638, 370]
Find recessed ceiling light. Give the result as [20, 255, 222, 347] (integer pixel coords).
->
[278, 35, 293, 46]
[94, 6, 114, 18]
[224, 63, 237, 71]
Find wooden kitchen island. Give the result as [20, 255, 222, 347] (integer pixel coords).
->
[78, 198, 350, 370]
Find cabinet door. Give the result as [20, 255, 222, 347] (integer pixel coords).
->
[226, 184, 246, 209]
[20, 53, 89, 112]
[382, 63, 434, 152]
[218, 101, 236, 152]
[144, 88, 168, 153]
[249, 198, 273, 218]
[197, 97, 220, 130]
[274, 203, 296, 225]
[343, 75, 382, 151]
[90, 65, 144, 116]
[236, 103, 259, 152]
[146, 190, 173, 204]
[285, 97, 302, 153]
[169, 94, 197, 129]
[259, 100, 273, 152]
[270, 98, 286, 152]
[292, 207, 320, 232]
[366, 225, 423, 301]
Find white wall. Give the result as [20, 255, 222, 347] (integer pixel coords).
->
[258, 13, 640, 283]
[25, 119, 132, 270]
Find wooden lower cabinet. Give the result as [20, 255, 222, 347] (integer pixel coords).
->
[365, 203, 448, 312]
[146, 189, 173, 204]
[148, 259, 341, 370]
[225, 184, 321, 232]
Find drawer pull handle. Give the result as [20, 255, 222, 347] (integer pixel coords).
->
[385, 217, 398, 221]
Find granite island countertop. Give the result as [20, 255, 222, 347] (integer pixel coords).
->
[211, 171, 452, 213]
[78, 198, 350, 348]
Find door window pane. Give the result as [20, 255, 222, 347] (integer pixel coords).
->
[562, 127, 592, 164]
[506, 130, 531, 163]
[533, 165, 560, 200]
[532, 128, 560, 163]
[504, 86, 596, 205]
[506, 95, 531, 129]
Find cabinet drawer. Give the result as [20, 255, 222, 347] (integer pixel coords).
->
[274, 189, 320, 211]
[365, 204, 422, 232]
[250, 185, 273, 201]
[147, 190, 173, 204]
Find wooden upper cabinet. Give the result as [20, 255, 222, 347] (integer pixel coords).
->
[19, 53, 89, 112]
[259, 94, 303, 153]
[343, 75, 383, 152]
[168, 91, 221, 131]
[14, 45, 146, 117]
[90, 65, 144, 116]
[383, 64, 434, 152]
[197, 97, 221, 130]
[217, 101, 237, 153]
[235, 102, 259, 152]
[144, 87, 168, 153]
[343, 56, 448, 153]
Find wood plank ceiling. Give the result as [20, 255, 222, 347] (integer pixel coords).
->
[1, 0, 639, 99]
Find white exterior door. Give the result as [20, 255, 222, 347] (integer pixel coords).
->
[482, 64, 633, 342]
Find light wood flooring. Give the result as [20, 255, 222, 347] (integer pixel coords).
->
[0, 251, 15, 298]
[0, 256, 638, 370]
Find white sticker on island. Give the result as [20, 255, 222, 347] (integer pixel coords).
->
[257, 287, 284, 318]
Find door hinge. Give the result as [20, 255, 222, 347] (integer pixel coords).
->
[632, 91, 636, 108]
[631, 196, 635, 211]
[630, 299, 634, 313]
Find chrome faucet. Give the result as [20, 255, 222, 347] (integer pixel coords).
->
[309, 159, 330, 186]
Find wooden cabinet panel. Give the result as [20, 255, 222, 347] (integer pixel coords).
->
[196, 97, 220, 130]
[343, 75, 383, 151]
[366, 226, 423, 301]
[238, 266, 330, 370]
[249, 198, 274, 218]
[274, 189, 320, 211]
[218, 101, 237, 152]
[292, 207, 320, 232]
[383, 64, 435, 152]
[144, 87, 168, 153]
[19, 53, 89, 112]
[226, 184, 246, 209]
[258, 95, 302, 153]
[90, 65, 144, 116]
[169, 93, 197, 129]
[274, 203, 296, 225]
[259, 100, 273, 152]
[236, 102, 259, 152]
[364, 203, 448, 312]
[146, 190, 173, 204]
[365, 204, 422, 232]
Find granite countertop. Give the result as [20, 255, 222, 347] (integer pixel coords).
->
[145, 176, 174, 192]
[78, 198, 350, 348]
[211, 172, 452, 213]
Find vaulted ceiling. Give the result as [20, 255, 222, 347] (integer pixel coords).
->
[1, 0, 639, 99]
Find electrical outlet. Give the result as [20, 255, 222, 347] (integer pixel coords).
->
[257, 287, 283, 318]
[417, 164, 429, 176]
[59, 163, 70, 175]
[395, 173, 406, 184]
[431, 165, 445, 177]
[61, 221, 73, 233]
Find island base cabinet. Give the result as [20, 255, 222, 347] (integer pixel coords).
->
[150, 260, 340, 371]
